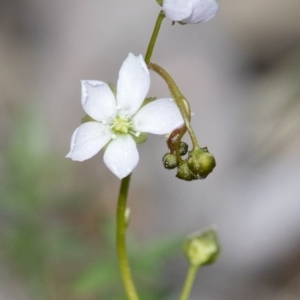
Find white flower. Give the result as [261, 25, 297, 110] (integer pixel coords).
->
[66, 53, 184, 179]
[163, 0, 219, 24]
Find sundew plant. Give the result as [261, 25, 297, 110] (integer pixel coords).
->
[67, 1, 221, 299]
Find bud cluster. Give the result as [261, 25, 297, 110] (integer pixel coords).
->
[163, 144, 216, 181]
[162, 141, 189, 169]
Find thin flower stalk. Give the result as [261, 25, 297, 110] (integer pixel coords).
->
[148, 62, 200, 149]
[116, 174, 139, 300]
[179, 265, 199, 300]
[145, 11, 165, 64]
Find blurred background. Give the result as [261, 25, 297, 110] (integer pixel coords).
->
[1, 0, 300, 299]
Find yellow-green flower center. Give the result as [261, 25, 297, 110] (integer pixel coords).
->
[111, 116, 131, 134]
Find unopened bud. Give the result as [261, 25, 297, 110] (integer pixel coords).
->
[163, 153, 178, 169]
[183, 229, 220, 267]
[187, 147, 216, 179]
[179, 141, 188, 156]
[176, 162, 198, 181]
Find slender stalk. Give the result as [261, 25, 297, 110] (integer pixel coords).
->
[116, 174, 139, 300]
[148, 62, 200, 149]
[145, 11, 165, 64]
[179, 265, 199, 300]
[115, 11, 166, 300]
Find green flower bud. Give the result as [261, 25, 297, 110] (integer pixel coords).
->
[176, 162, 198, 181]
[179, 141, 188, 156]
[162, 153, 178, 169]
[183, 229, 220, 267]
[187, 147, 216, 179]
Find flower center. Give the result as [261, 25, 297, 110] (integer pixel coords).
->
[111, 116, 131, 134]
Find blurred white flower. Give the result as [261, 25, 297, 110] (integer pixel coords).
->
[66, 53, 183, 179]
[163, 0, 219, 24]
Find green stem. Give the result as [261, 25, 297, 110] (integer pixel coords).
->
[116, 174, 139, 300]
[179, 265, 199, 300]
[115, 10, 167, 300]
[145, 11, 165, 64]
[148, 62, 200, 149]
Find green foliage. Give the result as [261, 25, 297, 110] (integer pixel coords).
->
[0, 110, 180, 300]
[74, 222, 181, 299]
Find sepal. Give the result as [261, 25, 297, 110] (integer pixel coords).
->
[81, 114, 96, 124]
[141, 96, 157, 107]
[108, 82, 117, 98]
[132, 132, 148, 144]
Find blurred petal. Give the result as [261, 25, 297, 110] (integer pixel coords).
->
[104, 135, 139, 179]
[132, 98, 184, 134]
[163, 0, 193, 21]
[117, 53, 150, 116]
[81, 80, 117, 122]
[188, 0, 219, 23]
[66, 122, 111, 161]
[163, 0, 218, 24]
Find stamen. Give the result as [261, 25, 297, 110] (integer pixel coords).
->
[111, 134, 117, 139]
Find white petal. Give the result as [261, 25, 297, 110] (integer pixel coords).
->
[163, 0, 193, 22]
[132, 98, 184, 134]
[104, 135, 139, 179]
[187, 0, 219, 23]
[116, 53, 150, 116]
[81, 80, 117, 122]
[163, 0, 219, 24]
[66, 122, 111, 161]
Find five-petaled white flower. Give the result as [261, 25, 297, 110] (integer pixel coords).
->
[163, 0, 219, 24]
[66, 53, 184, 179]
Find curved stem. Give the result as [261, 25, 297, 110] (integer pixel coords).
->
[145, 11, 165, 64]
[116, 174, 139, 300]
[179, 265, 199, 300]
[167, 125, 187, 163]
[148, 62, 200, 149]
